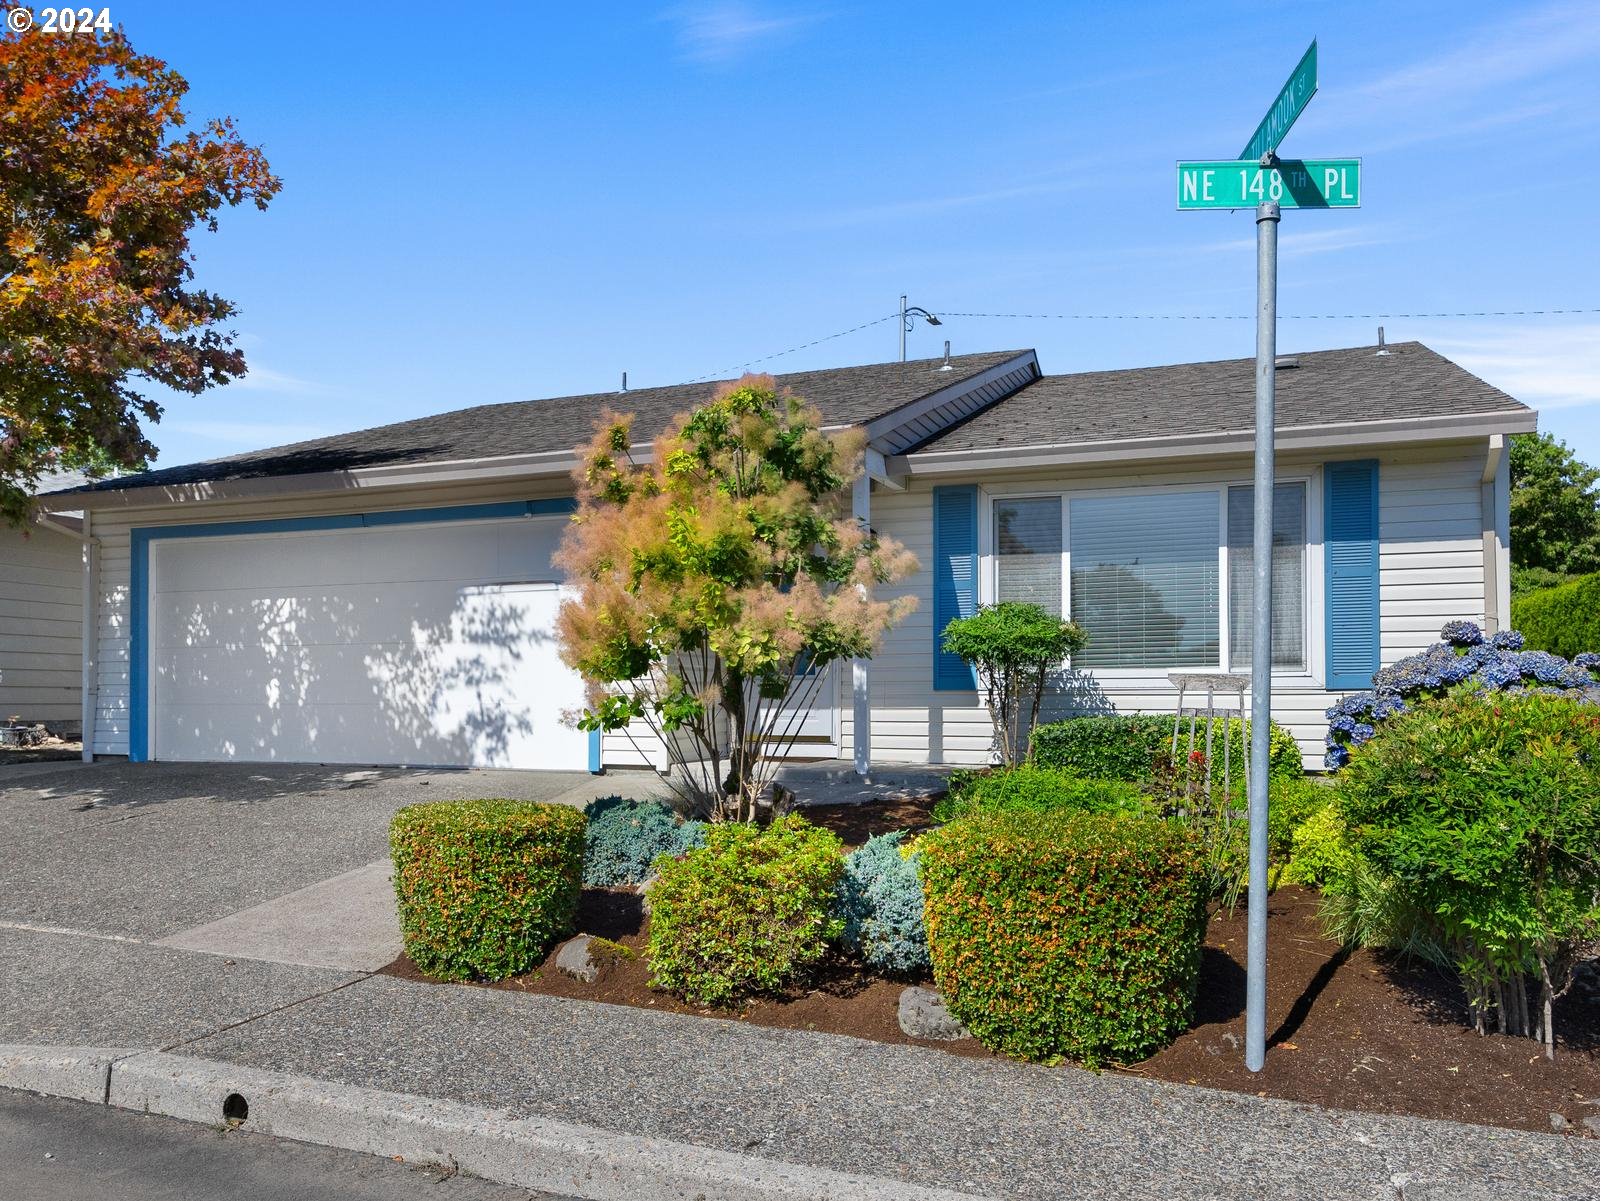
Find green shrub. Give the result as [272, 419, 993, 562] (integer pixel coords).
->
[1510, 573, 1599, 659]
[646, 816, 844, 1006]
[1337, 690, 1599, 1039]
[1267, 775, 1335, 863]
[390, 799, 585, 982]
[920, 810, 1209, 1065]
[835, 832, 929, 976]
[941, 602, 1088, 766]
[1031, 714, 1302, 785]
[582, 796, 706, 887]
[932, 764, 1145, 824]
[1282, 801, 1355, 887]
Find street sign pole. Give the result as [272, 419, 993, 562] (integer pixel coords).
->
[1245, 197, 1279, 1075]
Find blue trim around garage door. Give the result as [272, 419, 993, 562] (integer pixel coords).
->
[127, 497, 597, 770]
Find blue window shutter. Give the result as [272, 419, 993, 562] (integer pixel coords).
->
[1324, 460, 1380, 689]
[933, 485, 979, 690]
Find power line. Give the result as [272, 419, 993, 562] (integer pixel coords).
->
[686, 313, 900, 382]
[681, 305, 1598, 383]
[943, 308, 1600, 320]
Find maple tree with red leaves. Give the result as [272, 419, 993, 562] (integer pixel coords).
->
[0, 9, 280, 524]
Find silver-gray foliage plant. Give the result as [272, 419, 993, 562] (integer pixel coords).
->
[836, 831, 930, 976]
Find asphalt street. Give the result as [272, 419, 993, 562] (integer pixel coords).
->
[0, 1090, 573, 1201]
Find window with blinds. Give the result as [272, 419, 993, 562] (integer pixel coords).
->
[1227, 482, 1306, 670]
[1068, 492, 1220, 669]
[994, 497, 1063, 615]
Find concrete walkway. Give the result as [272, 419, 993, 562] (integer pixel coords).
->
[0, 929, 1593, 1200]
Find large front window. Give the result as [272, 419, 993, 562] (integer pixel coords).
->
[994, 497, 1062, 616]
[988, 481, 1308, 674]
[1227, 482, 1306, 670]
[1069, 493, 1220, 669]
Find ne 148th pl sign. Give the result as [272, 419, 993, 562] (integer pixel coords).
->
[1176, 158, 1361, 210]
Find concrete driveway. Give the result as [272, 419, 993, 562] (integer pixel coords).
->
[0, 761, 629, 943]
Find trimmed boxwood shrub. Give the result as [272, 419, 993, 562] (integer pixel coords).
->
[836, 832, 930, 976]
[390, 799, 585, 982]
[1031, 714, 1302, 785]
[920, 810, 1209, 1065]
[646, 815, 844, 1006]
[931, 764, 1145, 824]
[582, 796, 706, 887]
[1510, 574, 1599, 659]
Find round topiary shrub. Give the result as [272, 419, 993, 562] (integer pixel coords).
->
[931, 764, 1146, 824]
[836, 832, 930, 976]
[920, 810, 1209, 1065]
[389, 799, 585, 982]
[582, 796, 706, 887]
[646, 815, 844, 1006]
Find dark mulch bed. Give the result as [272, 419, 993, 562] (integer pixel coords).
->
[380, 803, 1599, 1136]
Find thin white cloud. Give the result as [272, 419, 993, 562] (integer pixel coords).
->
[1180, 224, 1397, 260]
[794, 175, 1096, 231]
[228, 362, 334, 395]
[1413, 321, 1600, 413]
[1303, 2, 1597, 151]
[664, 3, 819, 65]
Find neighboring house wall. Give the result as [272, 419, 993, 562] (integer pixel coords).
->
[0, 521, 83, 731]
[839, 439, 1499, 769]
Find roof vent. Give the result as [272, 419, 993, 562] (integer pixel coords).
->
[620, 371, 628, 392]
[1374, 326, 1390, 356]
[938, 340, 954, 371]
[1273, 355, 1299, 369]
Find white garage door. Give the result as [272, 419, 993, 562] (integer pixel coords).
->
[148, 516, 590, 770]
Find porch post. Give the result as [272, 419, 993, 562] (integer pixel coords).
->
[851, 473, 871, 777]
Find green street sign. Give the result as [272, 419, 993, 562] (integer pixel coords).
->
[1176, 158, 1360, 210]
[1241, 40, 1317, 162]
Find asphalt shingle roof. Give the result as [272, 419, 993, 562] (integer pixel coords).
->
[54, 350, 1026, 496]
[907, 341, 1529, 455]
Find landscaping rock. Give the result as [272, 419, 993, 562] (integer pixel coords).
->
[553, 935, 600, 984]
[636, 873, 658, 917]
[1584, 1114, 1599, 1136]
[897, 986, 969, 1041]
[1549, 1112, 1570, 1134]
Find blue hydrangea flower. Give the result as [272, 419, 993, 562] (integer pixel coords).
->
[1350, 722, 1375, 744]
[1476, 653, 1523, 689]
[1328, 715, 1357, 734]
[1575, 652, 1600, 671]
[1323, 745, 1349, 770]
[1490, 629, 1525, 651]
[1517, 651, 1569, 684]
[1440, 620, 1484, 647]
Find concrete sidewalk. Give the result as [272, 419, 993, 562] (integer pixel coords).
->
[0, 931, 1592, 1200]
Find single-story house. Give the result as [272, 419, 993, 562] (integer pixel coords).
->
[34, 338, 1536, 772]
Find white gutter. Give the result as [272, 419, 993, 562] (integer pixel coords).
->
[888, 408, 1538, 476]
[31, 447, 612, 513]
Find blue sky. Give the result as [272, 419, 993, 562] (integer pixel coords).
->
[112, 1, 1599, 469]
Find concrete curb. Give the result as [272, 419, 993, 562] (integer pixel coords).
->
[1, 1044, 990, 1201]
[0, 1044, 142, 1104]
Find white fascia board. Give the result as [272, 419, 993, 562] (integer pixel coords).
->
[888, 408, 1538, 477]
[861, 351, 1039, 451]
[32, 445, 659, 513]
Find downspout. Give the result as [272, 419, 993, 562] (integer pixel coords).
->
[851, 472, 871, 777]
[34, 510, 98, 759]
[1480, 435, 1505, 633]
